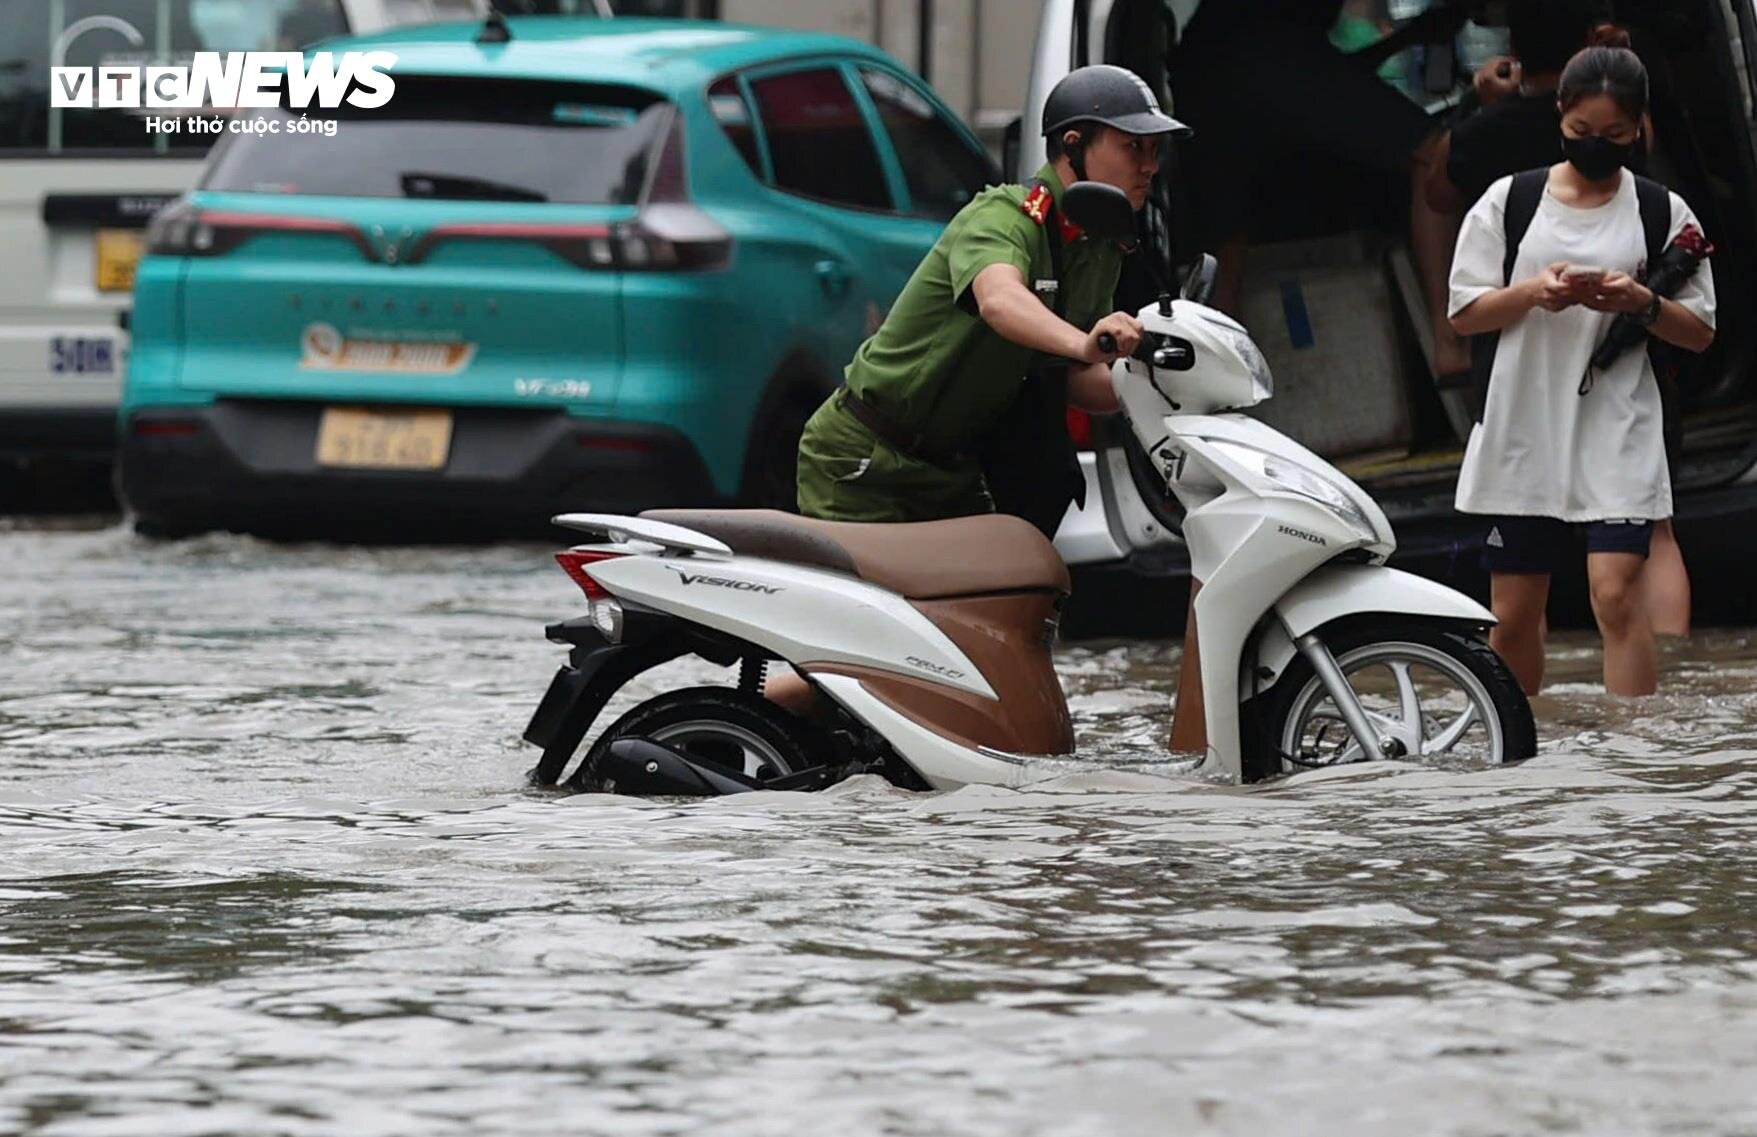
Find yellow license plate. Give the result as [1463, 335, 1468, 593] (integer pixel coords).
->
[95, 229, 144, 293]
[315, 406, 453, 471]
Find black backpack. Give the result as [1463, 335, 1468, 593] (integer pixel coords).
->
[1469, 168, 1676, 418]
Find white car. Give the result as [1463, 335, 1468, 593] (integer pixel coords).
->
[0, 0, 492, 483]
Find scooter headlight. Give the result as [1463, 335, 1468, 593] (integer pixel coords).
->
[1213, 324, 1273, 401]
[1207, 441, 1375, 537]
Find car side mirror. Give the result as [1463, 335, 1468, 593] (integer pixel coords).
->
[1062, 182, 1136, 246]
[1180, 254, 1218, 305]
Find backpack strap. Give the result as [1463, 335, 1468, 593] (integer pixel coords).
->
[1631, 174, 1683, 389]
[1501, 168, 1548, 285]
[1633, 174, 1671, 274]
[1467, 169, 1549, 418]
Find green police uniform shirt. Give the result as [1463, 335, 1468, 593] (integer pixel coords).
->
[795, 164, 1124, 523]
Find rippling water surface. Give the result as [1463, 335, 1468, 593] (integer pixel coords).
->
[3, 520, 1755, 1136]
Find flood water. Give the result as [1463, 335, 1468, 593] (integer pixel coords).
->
[3, 519, 1755, 1136]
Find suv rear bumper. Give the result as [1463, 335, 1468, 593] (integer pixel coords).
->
[118, 400, 720, 539]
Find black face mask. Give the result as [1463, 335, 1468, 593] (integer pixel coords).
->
[1562, 133, 1637, 181]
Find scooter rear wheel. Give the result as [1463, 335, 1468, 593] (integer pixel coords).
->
[1241, 620, 1536, 783]
[570, 687, 823, 792]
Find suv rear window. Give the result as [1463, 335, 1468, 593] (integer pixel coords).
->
[202, 78, 670, 205]
[0, 0, 349, 154]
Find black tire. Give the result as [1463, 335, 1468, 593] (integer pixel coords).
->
[570, 686, 824, 792]
[739, 387, 822, 513]
[1240, 620, 1536, 783]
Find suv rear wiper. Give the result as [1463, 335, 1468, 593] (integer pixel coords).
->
[399, 171, 548, 203]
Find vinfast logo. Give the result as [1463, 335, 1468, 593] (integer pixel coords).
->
[51, 19, 396, 111]
[666, 567, 784, 595]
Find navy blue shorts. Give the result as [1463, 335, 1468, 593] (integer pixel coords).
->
[1481, 516, 1654, 575]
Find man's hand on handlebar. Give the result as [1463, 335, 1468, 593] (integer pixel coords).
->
[1085, 312, 1143, 363]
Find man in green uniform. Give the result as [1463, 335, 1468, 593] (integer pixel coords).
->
[795, 65, 1191, 530]
[783, 67, 1211, 755]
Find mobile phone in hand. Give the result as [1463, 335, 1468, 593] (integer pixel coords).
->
[1562, 265, 1608, 288]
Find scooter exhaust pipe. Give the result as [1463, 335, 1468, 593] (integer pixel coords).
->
[596, 737, 762, 796]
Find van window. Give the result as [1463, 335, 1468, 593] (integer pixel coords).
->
[859, 67, 994, 219]
[0, 0, 349, 154]
[202, 77, 669, 204]
[383, 0, 481, 22]
[747, 67, 891, 211]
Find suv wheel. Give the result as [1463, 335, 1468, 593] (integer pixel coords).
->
[740, 387, 823, 512]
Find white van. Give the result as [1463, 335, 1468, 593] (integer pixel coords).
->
[0, 0, 489, 477]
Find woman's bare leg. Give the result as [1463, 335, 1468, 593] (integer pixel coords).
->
[1589, 551, 1658, 695]
[1642, 519, 1691, 637]
[1490, 572, 1551, 696]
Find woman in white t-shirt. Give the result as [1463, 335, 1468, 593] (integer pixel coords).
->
[1448, 38, 1716, 698]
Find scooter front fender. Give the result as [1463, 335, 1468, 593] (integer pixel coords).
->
[1198, 560, 1495, 784]
[1275, 564, 1496, 638]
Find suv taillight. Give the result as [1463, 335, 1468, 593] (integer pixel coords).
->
[143, 200, 212, 256]
[145, 199, 370, 259]
[619, 106, 732, 271]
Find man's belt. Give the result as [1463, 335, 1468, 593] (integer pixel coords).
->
[837, 387, 966, 468]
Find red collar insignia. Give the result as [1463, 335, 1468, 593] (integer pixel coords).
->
[1021, 183, 1086, 244]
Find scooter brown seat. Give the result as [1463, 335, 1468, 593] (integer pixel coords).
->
[641, 509, 1070, 600]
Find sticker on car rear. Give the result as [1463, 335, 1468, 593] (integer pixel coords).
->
[300, 322, 475, 375]
[50, 337, 116, 374]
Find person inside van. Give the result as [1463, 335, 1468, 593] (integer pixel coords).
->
[1172, 0, 1476, 379]
[1428, 2, 1693, 640]
[1447, 35, 1715, 697]
[1431, 0, 1624, 212]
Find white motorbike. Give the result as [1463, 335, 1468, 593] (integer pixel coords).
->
[521, 185, 1534, 793]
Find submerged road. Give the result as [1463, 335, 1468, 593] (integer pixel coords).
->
[2, 518, 1754, 1135]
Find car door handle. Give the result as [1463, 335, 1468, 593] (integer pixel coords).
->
[814, 259, 851, 299]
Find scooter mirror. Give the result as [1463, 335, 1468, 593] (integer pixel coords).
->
[1062, 182, 1136, 246]
[1180, 253, 1218, 305]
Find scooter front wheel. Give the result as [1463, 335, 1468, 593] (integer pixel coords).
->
[570, 687, 823, 792]
[1241, 621, 1536, 782]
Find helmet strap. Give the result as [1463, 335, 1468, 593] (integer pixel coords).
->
[1064, 129, 1088, 182]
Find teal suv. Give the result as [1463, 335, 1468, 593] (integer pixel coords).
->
[120, 15, 997, 538]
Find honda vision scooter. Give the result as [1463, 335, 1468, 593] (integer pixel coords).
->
[521, 184, 1534, 794]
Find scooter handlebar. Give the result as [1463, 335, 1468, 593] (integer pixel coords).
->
[1097, 332, 1118, 356]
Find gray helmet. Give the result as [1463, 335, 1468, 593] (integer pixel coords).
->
[1041, 64, 1191, 140]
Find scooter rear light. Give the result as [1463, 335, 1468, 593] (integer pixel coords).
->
[555, 549, 624, 601]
